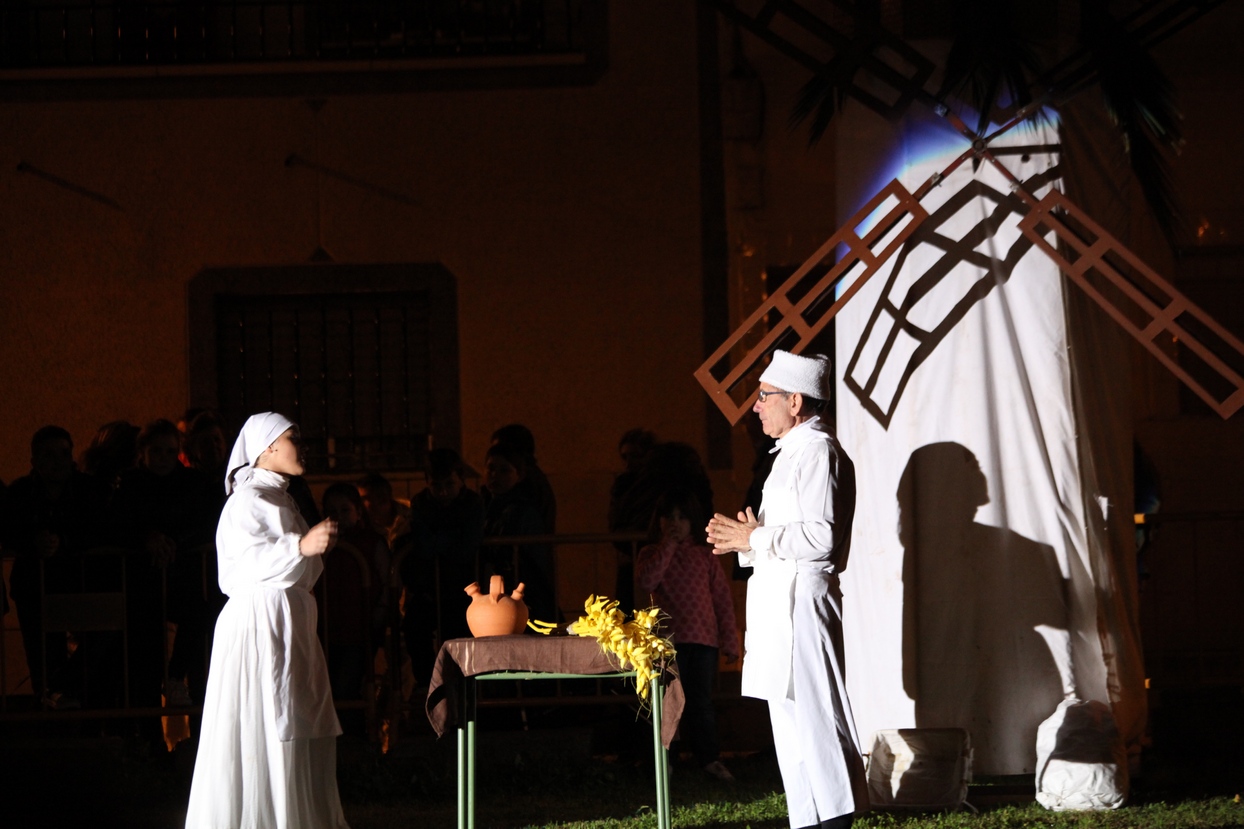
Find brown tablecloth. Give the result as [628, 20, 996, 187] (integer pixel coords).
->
[426, 635, 684, 747]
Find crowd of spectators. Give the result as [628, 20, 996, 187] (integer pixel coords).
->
[0, 414, 738, 764]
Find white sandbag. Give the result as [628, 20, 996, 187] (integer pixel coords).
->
[866, 728, 972, 809]
[1035, 698, 1128, 811]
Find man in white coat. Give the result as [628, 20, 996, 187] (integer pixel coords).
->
[707, 350, 868, 829]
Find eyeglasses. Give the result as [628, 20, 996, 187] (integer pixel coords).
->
[756, 389, 790, 402]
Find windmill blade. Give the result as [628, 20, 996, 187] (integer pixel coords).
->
[1019, 190, 1244, 418]
[700, 133, 1244, 423]
[696, 139, 1038, 426]
[842, 164, 1062, 428]
[708, 0, 935, 122]
[697, 106, 1056, 426]
[695, 179, 928, 423]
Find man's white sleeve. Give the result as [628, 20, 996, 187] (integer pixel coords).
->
[747, 442, 838, 564]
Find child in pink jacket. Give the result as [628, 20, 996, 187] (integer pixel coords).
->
[636, 489, 739, 781]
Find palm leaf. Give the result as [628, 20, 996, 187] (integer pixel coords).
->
[790, 72, 848, 146]
[1079, 0, 1184, 240]
[937, 0, 1044, 139]
[776, 0, 1187, 237]
[787, 0, 884, 146]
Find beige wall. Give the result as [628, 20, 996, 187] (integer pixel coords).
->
[1138, 5, 1244, 490]
[2, 2, 1239, 644]
[0, 2, 759, 553]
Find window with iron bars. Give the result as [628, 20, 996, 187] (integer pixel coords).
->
[192, 264, 460, 475]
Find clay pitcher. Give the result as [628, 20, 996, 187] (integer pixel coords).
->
[464, 575, 529, 636]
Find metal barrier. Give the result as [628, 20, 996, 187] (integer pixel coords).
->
[1, 545, 205, 719]
[1, 541, 373, 722]
[480, 531, 647, 622]
[39, 546, 130, 709]
[314, 537, 384, 736]
[2, 546, 133, 714]
[1, 531, 651, 742]
[389, 531, 646, 658]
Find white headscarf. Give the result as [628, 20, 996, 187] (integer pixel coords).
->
[224, 412, 296, 495]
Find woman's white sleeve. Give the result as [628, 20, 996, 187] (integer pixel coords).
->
[218, 493, 306, 589]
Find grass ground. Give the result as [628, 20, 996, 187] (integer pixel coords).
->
[334, 742, 1244, 829]
[4, 687, 1243, 829]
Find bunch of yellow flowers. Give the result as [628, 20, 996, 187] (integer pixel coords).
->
[529, 594, 675, 701]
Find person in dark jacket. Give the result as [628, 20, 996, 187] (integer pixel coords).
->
[400, 449, 484, 685]
[490, 424, 556, 532]
[482, 442, 555, 623]
[113, 419, 219, 708]
[1, 426, 111, 707]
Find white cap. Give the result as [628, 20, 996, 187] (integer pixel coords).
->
[759, 350, 832, 400]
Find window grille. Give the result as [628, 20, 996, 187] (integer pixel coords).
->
[192, 264, 460, 474]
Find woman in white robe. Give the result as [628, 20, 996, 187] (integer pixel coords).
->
[185, 412, 349, 829]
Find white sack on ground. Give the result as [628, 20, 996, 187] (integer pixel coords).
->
[1035, 698, 1128, 810]
[866, 728, 972, 810]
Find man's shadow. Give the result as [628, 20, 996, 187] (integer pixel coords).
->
[898, 442, 1069, 773]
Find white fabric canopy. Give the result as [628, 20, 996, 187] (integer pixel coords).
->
[834, 112, 1143, 775]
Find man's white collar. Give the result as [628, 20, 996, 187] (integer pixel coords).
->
[770, 415, 823, 453]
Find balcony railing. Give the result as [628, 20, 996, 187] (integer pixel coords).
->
[0, 1, 590, 69]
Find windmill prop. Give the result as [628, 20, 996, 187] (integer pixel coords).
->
[697, 0, 1244, 422]
[1020, 191, 1244, 416]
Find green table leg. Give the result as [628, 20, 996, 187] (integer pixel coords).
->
[467, 721, 476, 828]
[457, 721, 467, 829]
[467, 678, 477, 829]
[651, 678, 670, 829]
[457, 678, 479, 829]
[456, 670, 667, 828]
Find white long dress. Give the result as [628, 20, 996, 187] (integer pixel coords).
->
[738, 417, 869, 827]
[185, 468, 348, 829]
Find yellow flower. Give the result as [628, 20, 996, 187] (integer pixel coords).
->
[568, 594, 675, 702]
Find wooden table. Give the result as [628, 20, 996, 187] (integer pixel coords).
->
[426, 635, 683, 829]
